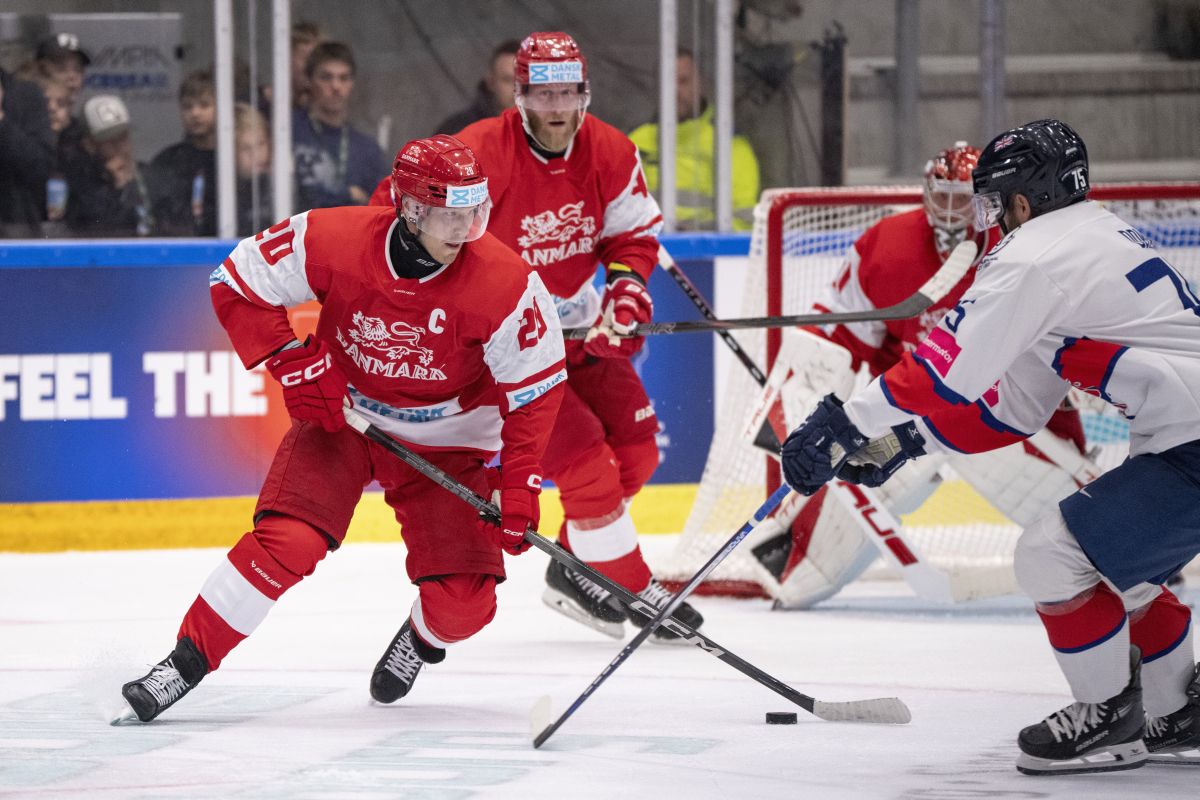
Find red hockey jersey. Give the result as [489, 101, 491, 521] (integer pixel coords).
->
[370, 108, 662, 328]
[209, 205, 566, 482]
[813, 208, 988, 376]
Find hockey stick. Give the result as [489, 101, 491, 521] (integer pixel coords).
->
[532, 484, 791, 748]
[564, 238, 977, 339]
[657, 243, 780, 452]
[342, 407, 912, 729]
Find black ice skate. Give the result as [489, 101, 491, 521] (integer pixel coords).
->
[542, 559, 628, 639]
[113, 636, 209, 724]
[370, 619, 445, 703]
[1016, 647, 1147, 775]
[627, 578, 705, 645]
[1147, 662, 1200, 766]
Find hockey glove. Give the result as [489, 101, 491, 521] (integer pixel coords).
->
[836, 422, 927, 488]
[477, 473, 540, 556]
[780, 394, 868, 496]
[584, 265, 653, 359]
[265, 336, 350, 433]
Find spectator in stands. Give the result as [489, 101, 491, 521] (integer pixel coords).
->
[292, 41, 385, 210]
[148, 70, 217, 236]
[34, 33, 90, 110]
[13, 65, 74, 226]
[434, 39, 520, 134]
[61, 94, 153, 237]
[628, 49, 760, 230]
[0, 65, 55, 236]
[260, 20, 324, 116]
[234, 102, 273, 235]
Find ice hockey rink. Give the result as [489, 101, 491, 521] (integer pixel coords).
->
[0, 536, 1194, 800]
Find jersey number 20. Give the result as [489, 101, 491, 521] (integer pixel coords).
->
[518, 302, 549, 350]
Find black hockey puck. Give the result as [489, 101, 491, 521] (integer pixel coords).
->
[765, 711, 798, 724]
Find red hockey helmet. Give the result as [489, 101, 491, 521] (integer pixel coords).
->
[923, 141, 980, 241]
[391, 134, 491, 242]
[514, 31, 590, 114]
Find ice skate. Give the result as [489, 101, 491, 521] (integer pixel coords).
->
[628, 578, 705, 645]
[542, 559, 627, 639]
[370, 619, 444, 703]
[113, 637, 208, 724]
[1147, 663, 1200, 766]
[1015, 648, 1147, 775]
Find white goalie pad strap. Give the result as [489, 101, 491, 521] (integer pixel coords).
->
[949, 437, 1084, 527]
[410, 596, 453, 650]
[199, 558, 276, 636]
[565, 508, 639, 563]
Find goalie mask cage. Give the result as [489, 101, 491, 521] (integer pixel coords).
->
[659, 183, 1200, 600]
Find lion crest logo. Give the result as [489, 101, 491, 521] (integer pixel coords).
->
[347, 311, 434, 366]
[518, 201, 596, 248]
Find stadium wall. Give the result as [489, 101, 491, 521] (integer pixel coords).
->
[0, 233, 749, 552]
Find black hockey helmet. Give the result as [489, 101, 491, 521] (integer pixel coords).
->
[971, 119, 1089, 230]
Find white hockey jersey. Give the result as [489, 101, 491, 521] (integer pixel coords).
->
[844, 200, 1200, 458]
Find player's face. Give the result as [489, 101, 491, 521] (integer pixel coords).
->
[522, 84, 586, 152]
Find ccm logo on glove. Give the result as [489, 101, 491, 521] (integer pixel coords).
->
[277, 353, 334, 386]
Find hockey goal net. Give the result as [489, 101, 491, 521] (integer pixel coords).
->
[658, 183, 1200, 600]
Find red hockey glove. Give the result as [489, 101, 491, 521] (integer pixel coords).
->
[265, 336, 350, 433]
[477, 477, 539, 556]
[584, 265, 653, 359]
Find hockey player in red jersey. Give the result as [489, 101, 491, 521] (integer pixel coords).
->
[116, 135, 566, 722]
[370, 31, 703, 642]
[745, 142, 1094, 609]
[782, 119, 1200, 774]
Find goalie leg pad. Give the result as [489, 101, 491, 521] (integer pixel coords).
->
[949, 440, 1082, 528]
[757, 486, 877, 609]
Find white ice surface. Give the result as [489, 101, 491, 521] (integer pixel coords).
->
[0, 537, 1195, 799]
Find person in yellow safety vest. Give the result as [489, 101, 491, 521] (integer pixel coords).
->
[628, 49, 760, 231]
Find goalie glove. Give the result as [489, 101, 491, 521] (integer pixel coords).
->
[780, 394, 868, 496]
[836, 422, 927, 488]
[584, 264, 653, 358]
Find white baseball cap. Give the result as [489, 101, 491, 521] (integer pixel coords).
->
[83, 95, 130, 142]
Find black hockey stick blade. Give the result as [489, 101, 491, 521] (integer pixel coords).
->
[564, 239, 978, 339]
[343, 407, 911, 730]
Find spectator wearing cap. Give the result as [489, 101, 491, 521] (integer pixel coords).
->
[291, 41, 385, 210]
[0, 64, 55, 235]
[35, 33, 90, 109]
[148, 70, 217, 235]
[61, 94, 153, 236]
